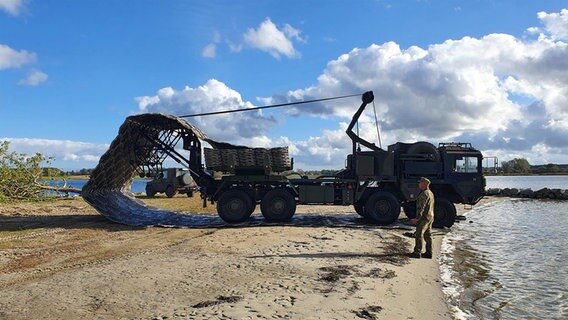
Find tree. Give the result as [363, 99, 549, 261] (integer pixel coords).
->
[0, 141, 51, 201]
[42, 167, 64, 177]
[543, 163, 559, 173]
[501, 158, 531, 174]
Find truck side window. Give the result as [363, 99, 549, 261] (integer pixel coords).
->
[455, 156, 479, 173]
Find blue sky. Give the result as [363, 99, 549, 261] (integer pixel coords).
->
[1, 0, 568, 170]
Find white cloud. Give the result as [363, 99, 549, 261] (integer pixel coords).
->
[0, 0, 26, 16]
[131, 8, 568, 168]
[283, 24, 306, 43]
[228, 41, 243, 53]
[1, 138, 109, 164]
[538, 9, 568, 40]
[135, 79, 278, 145]
[212, 30, 221, 43]
[258, 8, 568, 166]
[526, 26, 540, 35]
[202, 30, 221, 58]
[243, 18, 303, 59]
[292, 124, 352, 168]
[202, 43, 216, 58]
[0, 44, 36, 69]
[18, 69, 48, 86]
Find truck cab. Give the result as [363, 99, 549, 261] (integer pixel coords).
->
[439, 142, 485, 204]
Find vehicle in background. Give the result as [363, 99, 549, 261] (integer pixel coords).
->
[145, 168, 197, 198]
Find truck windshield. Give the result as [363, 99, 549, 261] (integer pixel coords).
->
[455, 156, 479, 173]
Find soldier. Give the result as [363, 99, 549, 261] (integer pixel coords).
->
[410, 177, 435, 259]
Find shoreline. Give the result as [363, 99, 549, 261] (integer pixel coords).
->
[0, 196, 503, 319]
[438, 196, 505, 319]
[439, 198, 568, 320]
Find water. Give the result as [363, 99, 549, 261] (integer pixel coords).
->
[442, 175, 568, 320]
[45, 178, 150, 194]
[485, 175, 568, 189]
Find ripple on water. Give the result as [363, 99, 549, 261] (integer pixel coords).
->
[441, 199, 568, 320]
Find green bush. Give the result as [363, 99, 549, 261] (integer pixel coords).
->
[0, 141, 52, 202]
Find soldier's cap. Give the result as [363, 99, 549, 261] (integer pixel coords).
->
[419, 177, 431, 184]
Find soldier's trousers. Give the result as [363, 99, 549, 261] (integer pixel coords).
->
[413, 218, 433, 254]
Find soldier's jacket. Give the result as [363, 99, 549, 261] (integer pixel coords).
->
[416, 189, 435, 223]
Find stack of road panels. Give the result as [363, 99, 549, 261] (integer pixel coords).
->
[204, 147, 291, 173]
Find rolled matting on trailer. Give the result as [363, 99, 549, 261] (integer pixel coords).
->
[81, 113, 289, 227]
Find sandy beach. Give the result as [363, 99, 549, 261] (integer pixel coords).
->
[0, 196, 499, 319]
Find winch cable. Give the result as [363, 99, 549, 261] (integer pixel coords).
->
[372, 100, 382, 148]
[178, 93, 362, 118]
[356, 121, 360, 151]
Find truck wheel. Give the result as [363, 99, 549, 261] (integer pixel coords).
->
[165, 185, 176, 198]
[145, 186, 156, 198]
[217, 190, 253, 223]
[433, 198, 457, 228]
[364, 192, 400, 225]
[402, 202, 417, 219]
[261, 189, 296, 222]
[354, 203, 366, 217]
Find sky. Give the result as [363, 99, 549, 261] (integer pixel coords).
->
[1, 0, 568, 171]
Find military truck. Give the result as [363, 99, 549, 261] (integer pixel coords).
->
[136, 91, 485, 227]
[145, 168, 197, 198]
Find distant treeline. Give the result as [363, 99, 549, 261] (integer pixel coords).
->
[484, 158, 568, 175]
[42, 167, 94, 177]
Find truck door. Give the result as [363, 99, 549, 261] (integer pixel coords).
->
[446, 153, 485, 204]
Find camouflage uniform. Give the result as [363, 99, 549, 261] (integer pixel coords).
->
[413, 189, 435, 255]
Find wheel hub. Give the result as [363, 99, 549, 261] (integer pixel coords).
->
[272, 199, 285, 213]
[229, 200, 243, 212]
[376, 200, 390, 214]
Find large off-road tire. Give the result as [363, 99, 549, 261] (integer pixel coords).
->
[145, 185, 156, 198]
[165, 185, 176, 198]
[364, 192, 401, 225]
[217, 189, 253, 223]
[408, 141, 440, 162]
[261, 189, 296, 222]
[433, 198, 457, 228]
[402, 201, 417, 219]
[354, 202, 366, 217]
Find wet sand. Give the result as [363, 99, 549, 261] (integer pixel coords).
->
[0, 196, 500, 319]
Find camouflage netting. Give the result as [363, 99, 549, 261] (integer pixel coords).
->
[82, 113, 290, 227]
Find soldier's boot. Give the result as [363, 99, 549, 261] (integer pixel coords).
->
[410, 252, 421, 259]
[422, 252, 433, 259]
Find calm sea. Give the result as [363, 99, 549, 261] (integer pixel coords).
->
[442, 175, 568, 320]
[485, 175, 568, 190]
[46, 178, 150, 194]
